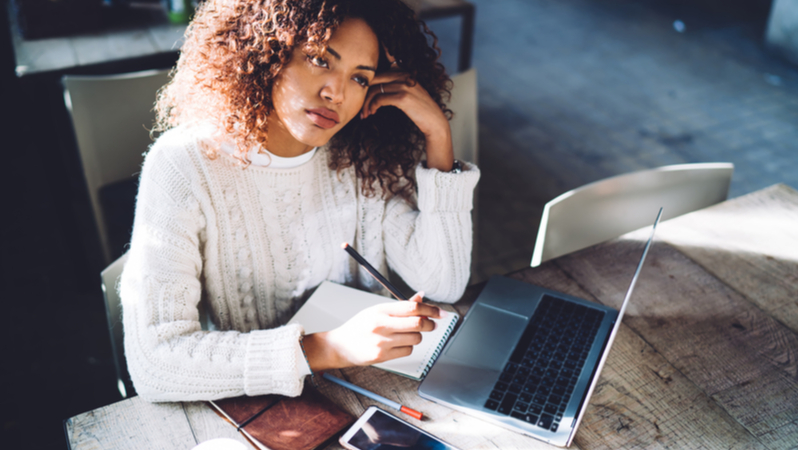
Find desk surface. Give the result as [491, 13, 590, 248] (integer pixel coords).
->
[11, 0, 473, 77]
[65, 184, 798, 449]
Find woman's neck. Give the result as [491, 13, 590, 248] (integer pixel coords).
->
[264, 115, 316, 157]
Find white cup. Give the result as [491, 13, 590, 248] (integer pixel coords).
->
[191, 438, 249, 450]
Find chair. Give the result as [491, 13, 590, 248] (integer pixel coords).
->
[101, 252, 214, 398]
[448, 68, 479, 275]
[63, 69, 171, 266]
[530, 163, 734, 267]
[448, 68, 478, 220]
[101, 252, 130, 398]
[447, 68, 478, 167]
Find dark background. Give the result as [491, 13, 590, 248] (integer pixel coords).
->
[1, 0, 796, 448]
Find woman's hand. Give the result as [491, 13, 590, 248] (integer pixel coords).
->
[302, 292, 444, 371]
[361, 69, 455, 172]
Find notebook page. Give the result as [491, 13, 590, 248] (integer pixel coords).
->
[288, 281, 458, 379]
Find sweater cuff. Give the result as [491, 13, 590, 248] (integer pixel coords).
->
[244, 323, 304, 397]
[416, 161, 480, 212]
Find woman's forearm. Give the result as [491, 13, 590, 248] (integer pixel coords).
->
[424, 125, 455, 172]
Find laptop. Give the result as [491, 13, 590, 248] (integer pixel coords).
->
[418, 209, 662, 447]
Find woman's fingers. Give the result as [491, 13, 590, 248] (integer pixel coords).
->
[385, 345, 414, 360]
[376, 299, 442, 319]
[361, 78, 445, 138]
[371, 71, 413, 85]
[391, 331, 424, 347]
[361, 81, 405, 118]
[382, 315, 436, 333]
[361, 73, 419, 118]
[362, 88, 413, 118]
[382, 45, 402, 73]
[360, 69, 453, 169]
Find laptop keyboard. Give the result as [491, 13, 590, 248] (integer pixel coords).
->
[483, 295, 604, 432]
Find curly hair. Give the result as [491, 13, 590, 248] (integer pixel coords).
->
[154, 0, 452, 200]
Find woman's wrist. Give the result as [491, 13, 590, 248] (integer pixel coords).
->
[423, 127, 454, 172]
[300, 332, 342, 372]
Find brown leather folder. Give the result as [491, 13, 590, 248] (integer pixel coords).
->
[208, 387, 355, 450]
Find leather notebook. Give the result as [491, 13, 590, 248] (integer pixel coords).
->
[208, 387, 355, 450]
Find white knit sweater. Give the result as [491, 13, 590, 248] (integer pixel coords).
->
[120, 125, 480, 402]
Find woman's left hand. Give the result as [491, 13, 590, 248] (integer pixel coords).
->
[361, 70, 455, 172]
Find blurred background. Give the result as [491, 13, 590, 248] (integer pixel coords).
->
[1, 0, 796, 448]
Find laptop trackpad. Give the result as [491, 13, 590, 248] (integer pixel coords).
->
[445, 304, 528, 370]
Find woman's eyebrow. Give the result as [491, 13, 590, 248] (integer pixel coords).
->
[327, 47, 378, 72]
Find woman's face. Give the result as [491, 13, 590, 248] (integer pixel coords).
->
[266, 17, 380, 157]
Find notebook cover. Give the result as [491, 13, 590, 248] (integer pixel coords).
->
[209, 388, 354, 450]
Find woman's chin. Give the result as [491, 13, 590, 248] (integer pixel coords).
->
[292, 128, 339, 149]
[300, 135, 334, 149]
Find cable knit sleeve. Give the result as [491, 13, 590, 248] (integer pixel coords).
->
[120, 130, 305, 402]
[382, 162, 480, 303]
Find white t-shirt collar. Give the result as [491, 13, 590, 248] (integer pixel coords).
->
[220, 141, 317, 169]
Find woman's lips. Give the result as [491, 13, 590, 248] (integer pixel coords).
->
[306, 108, 340, 129]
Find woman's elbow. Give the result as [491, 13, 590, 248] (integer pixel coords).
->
[425, 270, 470, 304]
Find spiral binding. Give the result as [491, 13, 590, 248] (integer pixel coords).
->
[416, 312, 459, 378]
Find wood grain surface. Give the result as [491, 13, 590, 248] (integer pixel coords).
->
[554, 241, 796, 449]
[9, 0, 468, 76]
[65, 185, 798, 450]
[655, 184, 798, 332]
[65, 398, 199, 450]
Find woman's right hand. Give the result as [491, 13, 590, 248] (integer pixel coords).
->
[301, 292, 444, 371]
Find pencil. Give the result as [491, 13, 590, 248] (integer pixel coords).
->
[341, 242, 407, 300]
[322, 372, 423, 420]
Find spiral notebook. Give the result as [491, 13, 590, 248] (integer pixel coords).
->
[289, 281, 459, 381]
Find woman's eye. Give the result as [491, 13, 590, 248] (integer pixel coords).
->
[309, 56, 329, 68]
[353, 76, 368, 87]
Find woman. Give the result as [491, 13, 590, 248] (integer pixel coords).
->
[121, 0, 479, 402]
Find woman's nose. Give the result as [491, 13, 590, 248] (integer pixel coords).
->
[320, 75, 346, 104]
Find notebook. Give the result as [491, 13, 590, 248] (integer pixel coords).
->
[289, 281, 459, 380]
[418, 209, 662, 448]
[207, 387, 354, 450]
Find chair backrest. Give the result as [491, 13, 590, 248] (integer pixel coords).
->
[101, 252, 130, 398]
[447, 68, 478, 166]
[447, 68, 479, 274]
[101, 252, 214, 398]
[530, 163, 734, 267]
[63, 69, 171, 265]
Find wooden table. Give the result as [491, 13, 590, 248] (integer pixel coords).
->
[10, 0, 474, 77]
[64, 184, 798, 449]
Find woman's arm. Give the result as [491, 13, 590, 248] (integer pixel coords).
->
[361, 70, 454, 171]
[120, 131, 306, 402]
[384, 162, 480, 303]
[361, 67, 480, 302]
